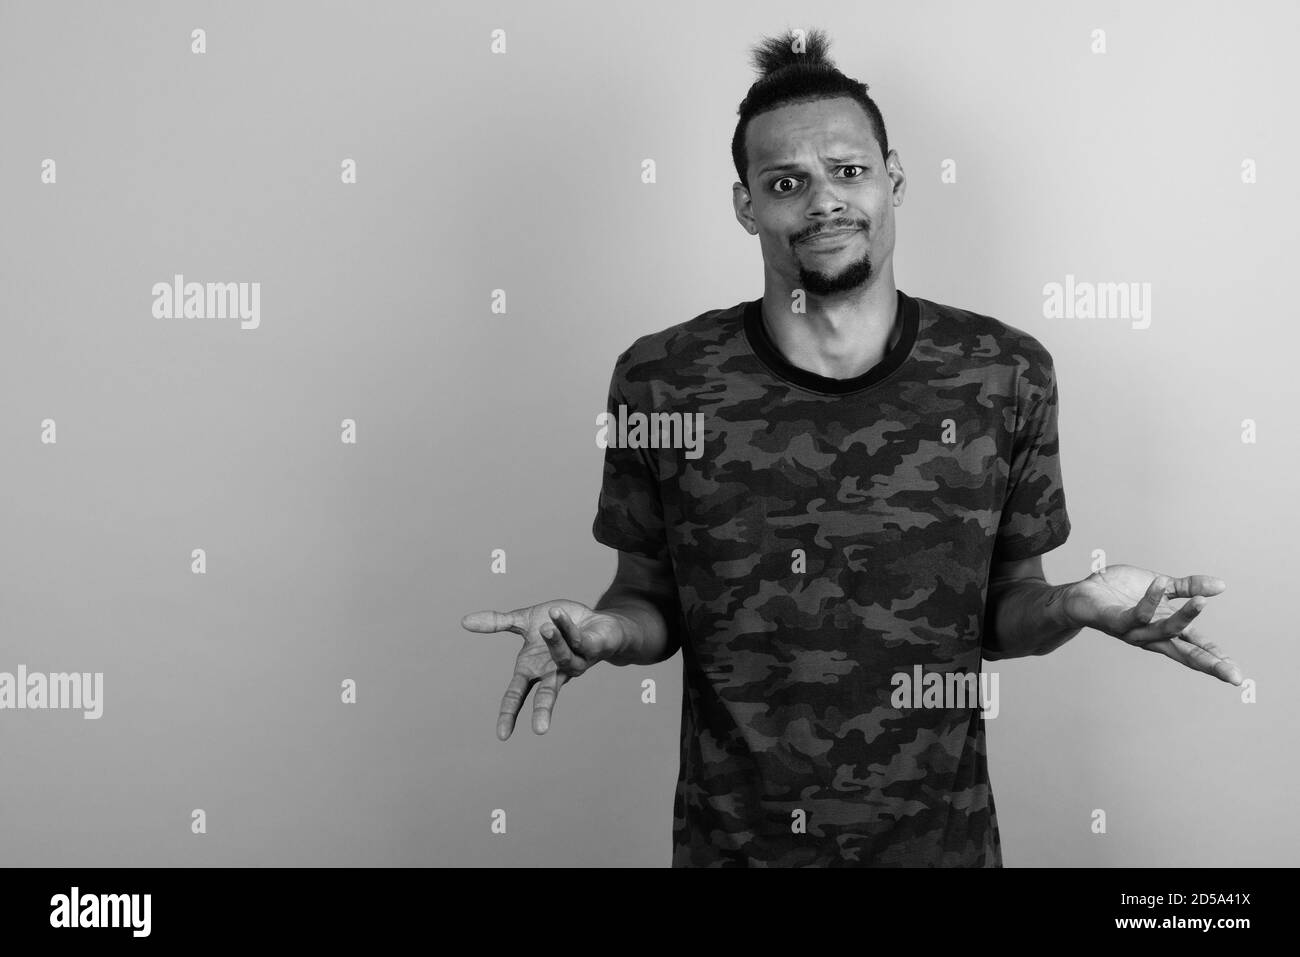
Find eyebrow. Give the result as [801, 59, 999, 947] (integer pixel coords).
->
[756, 155, 870, 176]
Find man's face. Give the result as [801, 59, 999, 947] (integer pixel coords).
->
[734, 96, 905, 297]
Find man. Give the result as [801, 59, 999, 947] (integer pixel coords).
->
[461, 29, 1241, 867]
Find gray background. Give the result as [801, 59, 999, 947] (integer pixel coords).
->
[1, 0, 1296, 867]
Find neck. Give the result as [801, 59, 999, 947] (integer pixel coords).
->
[759, 273, 900, 380]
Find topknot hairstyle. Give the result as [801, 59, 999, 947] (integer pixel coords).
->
[731, 28, 889, 190]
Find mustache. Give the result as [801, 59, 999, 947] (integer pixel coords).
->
[794, 222, 867, 244]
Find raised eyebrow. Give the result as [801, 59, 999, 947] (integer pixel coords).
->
[759, 158, 871, 176]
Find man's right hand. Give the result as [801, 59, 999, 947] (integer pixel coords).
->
[460, 600, 633, 740]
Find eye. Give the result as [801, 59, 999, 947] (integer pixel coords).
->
[771, 166, 866, 193]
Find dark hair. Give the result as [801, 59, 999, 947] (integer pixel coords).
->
[731, 28, 889, 190]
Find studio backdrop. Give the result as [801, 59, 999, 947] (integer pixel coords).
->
[1, 0, 1295, 866]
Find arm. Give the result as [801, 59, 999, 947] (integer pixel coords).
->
[597, 550, 683, 666]
[982, 555, 1241, 683]
[982, 554, 1082, 660]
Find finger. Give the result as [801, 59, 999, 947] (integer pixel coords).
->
[1164, 634, 1239, 684]
[1148, 635, 1240, 685]
[549, 607, 589, 658]
[1124, 593, 1214, 644]
[1174, 625, 1243, 685]
[531, 670, 568, 734]
[497, 674, 533, 741]
[1127, 576, 1170, 628]
[1153, 595, 1210, 638]
[540, 621, 586, 675]
[1161, 575, 1228, 599]
[462, 609, 525, 635]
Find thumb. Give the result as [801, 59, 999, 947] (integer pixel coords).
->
[582, 613, 632, 661]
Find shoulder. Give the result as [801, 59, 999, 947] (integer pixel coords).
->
[608, 300, 748, 391]
[916, 294, 1060, 395]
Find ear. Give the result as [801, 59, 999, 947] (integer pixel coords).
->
[732, 181, 758, 234]
[885, 149, 906, 205]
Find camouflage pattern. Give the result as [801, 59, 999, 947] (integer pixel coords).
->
[592, 289, 1070, 867]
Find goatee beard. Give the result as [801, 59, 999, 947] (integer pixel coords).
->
[798, 251, 873, 296]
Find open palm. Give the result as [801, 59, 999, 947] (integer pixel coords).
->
[461, 600, 628, 738]
[1062, 563, 1240, 684]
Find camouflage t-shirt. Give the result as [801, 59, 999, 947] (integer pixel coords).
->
[591, 289, 1070, 867]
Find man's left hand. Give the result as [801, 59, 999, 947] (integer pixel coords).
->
[1062, 564, 1242, 685]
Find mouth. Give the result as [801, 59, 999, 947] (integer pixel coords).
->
[799, 228, 861, 248]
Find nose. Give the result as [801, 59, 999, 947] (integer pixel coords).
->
[805, 174, 847, 216]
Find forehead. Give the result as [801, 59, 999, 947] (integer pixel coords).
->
[747, 97, 878, 169]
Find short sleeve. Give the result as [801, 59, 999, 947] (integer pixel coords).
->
[992, 350, 1071, 562]
[591, 352, 670, 562]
